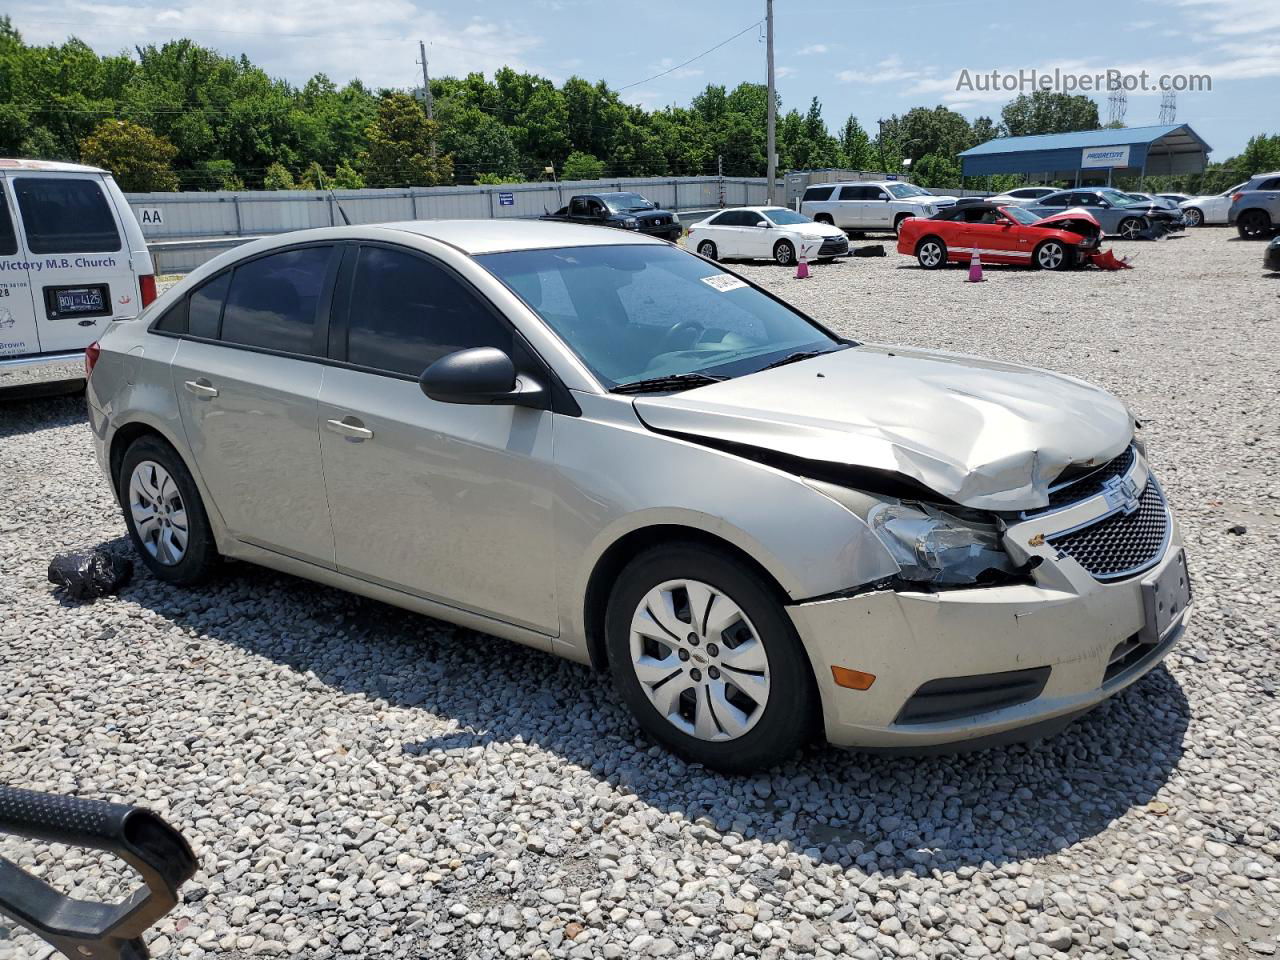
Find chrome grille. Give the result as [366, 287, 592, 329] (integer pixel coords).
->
[1026, 445, 1136, 516]
[1048, 479, 1169, 581]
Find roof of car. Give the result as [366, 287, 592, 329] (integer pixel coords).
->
[384, 218, 666, 254]
[0, 158, 108, 174]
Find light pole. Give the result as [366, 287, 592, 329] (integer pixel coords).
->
[765, 0, 776, 204]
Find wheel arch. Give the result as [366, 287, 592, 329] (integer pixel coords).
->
[108, 419, 189, 498]
[582, 523, 795, 673]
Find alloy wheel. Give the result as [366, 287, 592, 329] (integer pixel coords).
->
[1184, 208, 1202, 227]
[629, 578, 771, 741]
[697, 240, 717, 259]
[918, 241, 943, 268]
[1119, 217, 1145, 240]
[128, 460, 189, 565]
[774, 242, 795, 265]
[1037, 241, 1065, 269]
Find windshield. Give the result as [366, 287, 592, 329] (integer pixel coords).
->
[763, 208, 814, 225]
[885, 182, 932, 199]
[1002, 206, 1040, 224]
[601, 192, 655, 212]
[477, 244, 843, 388]
[1099, 188, 1144, 207]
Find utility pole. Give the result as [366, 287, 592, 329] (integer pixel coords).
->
[765, 0, 776, 204]
[418, 40, 436, 157]
[876, 118, 887, 173]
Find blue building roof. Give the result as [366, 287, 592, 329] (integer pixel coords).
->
[959, 124, 1211, 179]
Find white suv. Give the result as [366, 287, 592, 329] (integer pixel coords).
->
[0, 159, 156, 392]
[800, 181, 957, 234]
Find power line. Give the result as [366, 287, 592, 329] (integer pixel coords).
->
[617, 19, 763, 91]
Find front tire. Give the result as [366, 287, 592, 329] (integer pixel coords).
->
[605, 543, 818, 773]
[696, 239, 719, 261]
[773, 239, 796, 265]
[1034, 239, 1070, 270]
[894, 214, 915, 236]
[1238, 209, 1273, 239]
[814, 214, 834, 226]
[118, 435, 219, 585]
[1117, 216, 1146, 240]
[916, 236, 947, 269]
[1183, 207, 1203, 227]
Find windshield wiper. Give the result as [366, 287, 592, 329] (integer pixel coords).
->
[758, 349, 835, 371]
[612, 372, 728, 395]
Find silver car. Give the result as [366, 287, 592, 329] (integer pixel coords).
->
[87, 221, 1192, 772]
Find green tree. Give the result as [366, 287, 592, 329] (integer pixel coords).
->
[1001, 92, 1100, 137]
[79, 118, 180, 191]
[263, 161, 295, 190]
[561, 150, 605, 180]
[331, 161, 365, 189]
[299, 160, 329, 189]
[193, 159, 242, 190]
[436, 97, 523, 182]
[362, 91, 452, 187]
[837, 115, 874, 168]
[913, 152, 961, 189]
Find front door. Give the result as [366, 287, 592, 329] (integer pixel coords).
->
[171, 245, 339, 567]
[0, 178, 40, 366]
[317, 243, 558, 634]
[9, 174, 138, 352]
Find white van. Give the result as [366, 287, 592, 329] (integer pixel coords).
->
[0, 159, 156, 391]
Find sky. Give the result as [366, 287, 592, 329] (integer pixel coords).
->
[9, 0, 1279, 159]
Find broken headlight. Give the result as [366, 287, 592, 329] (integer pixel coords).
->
[868, 502, 1019, 586]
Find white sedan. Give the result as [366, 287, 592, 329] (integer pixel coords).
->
[687, 207, 849, 265]
[1180, 182, 1249, 227]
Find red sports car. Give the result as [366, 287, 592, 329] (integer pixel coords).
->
[897, 203, 1102, 271]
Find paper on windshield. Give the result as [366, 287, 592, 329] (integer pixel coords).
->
[701, 275, 748, 293]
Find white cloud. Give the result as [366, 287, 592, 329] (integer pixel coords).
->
[775, 65, 797, 79]
[1168, 0, 1280, 36]
[647, 56, 704, 81]
[837, 55, 933, 85]
[797, 43, 829, 55]
[12, 0, 546, 88]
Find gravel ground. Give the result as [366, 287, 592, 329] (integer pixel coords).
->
[1, 227, 1278, 960]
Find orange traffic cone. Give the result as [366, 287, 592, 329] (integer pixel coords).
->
[966, 250, 985, 282]
[795, 247, 810, 279]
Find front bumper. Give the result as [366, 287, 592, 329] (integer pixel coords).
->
[790, 459, 1189, 749]
[0, 352, 86, 391]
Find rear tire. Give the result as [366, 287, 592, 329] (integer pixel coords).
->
[696, 239, 719, 261]
[118, 435, 219, 586]
[814, 214, 834, 226]
[605, 543, 818, 773]
[1183, 207, 1203, 227]
[773, 239, 796, 266]
[1034, 239, 1070, 271]
[1238, 209, 1273, 239]
[916, 236, 947, 269]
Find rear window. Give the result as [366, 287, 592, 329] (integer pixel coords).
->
[0, 191, 16, 256]
[802, 186, 834, 202]
[13, 177, 121, 254]
[189, 272, 230, 339]
[220, 247, 332, 355]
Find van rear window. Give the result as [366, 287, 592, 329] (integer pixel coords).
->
[13, 177, 122, 255]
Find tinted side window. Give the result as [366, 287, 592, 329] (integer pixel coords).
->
[837, 185, 863, 201]
[153, 297, 190, 335]
[221, 247, 331, 354]
[1260, 178, 1280, 190]
[1039, 194, 1069, 207]
[189, 272, 230, 339]
[802, 186, 834, 202]
[0, 190, 16, 256]
[709, 212, 734, 225]
[13, 177, 121, 254]
[346, 247, 513, 377]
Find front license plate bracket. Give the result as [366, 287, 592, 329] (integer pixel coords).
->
[1140, 548, 1191, 644]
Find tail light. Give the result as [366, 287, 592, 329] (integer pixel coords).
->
[139, 274, 157, 307]
[1232, 193, 1244, 204]
[85, 341, 101, 379]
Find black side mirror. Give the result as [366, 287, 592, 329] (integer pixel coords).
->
[419, 347, 544, 407]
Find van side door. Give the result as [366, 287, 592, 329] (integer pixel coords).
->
[9, 174, 141, 353]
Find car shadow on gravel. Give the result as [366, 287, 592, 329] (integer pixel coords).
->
[105, 542, 1192, 877]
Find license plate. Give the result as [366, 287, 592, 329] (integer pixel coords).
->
[1139, 548, 1191, 643]
[47, 285, 109, 318]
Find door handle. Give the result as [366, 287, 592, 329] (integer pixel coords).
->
[325, 417, 373, 441]
[183, 378, 218, 399]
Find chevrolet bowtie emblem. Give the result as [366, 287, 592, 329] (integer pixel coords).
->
[1103, 474, 1142, 515]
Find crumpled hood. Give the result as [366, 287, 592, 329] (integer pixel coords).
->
[633, 344, 1134, 511]
[1035, 210, 1101, 230]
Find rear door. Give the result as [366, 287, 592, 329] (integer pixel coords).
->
[0, 177, 41, 361]
[168, 243, 340, 567]
[10, 173, 139, 353]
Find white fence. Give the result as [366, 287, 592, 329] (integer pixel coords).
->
[125, 176, 780, 242]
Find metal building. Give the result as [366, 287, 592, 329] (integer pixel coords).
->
[958, 124, 1211, 187]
